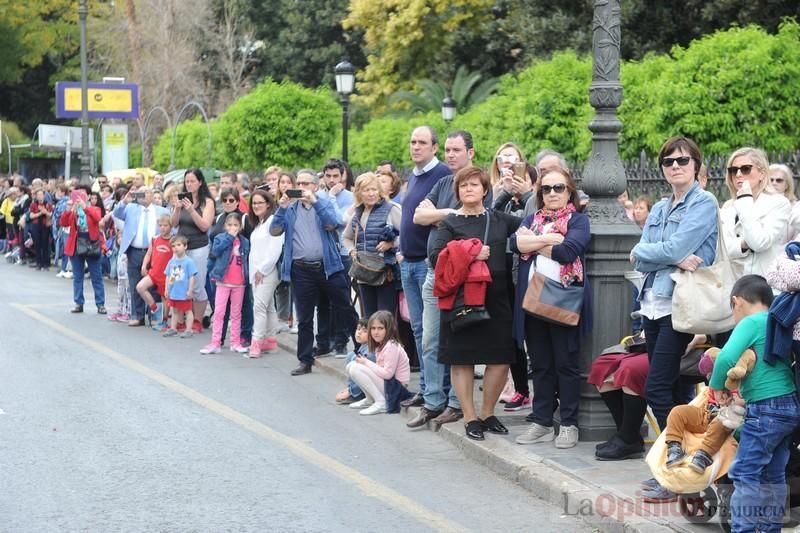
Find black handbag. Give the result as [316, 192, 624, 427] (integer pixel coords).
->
[448, 214, 491, 332]
[348, 218, 389, 286]
[76, 235, 101, 258]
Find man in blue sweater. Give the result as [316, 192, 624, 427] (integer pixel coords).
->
[398, 125, 451, 407]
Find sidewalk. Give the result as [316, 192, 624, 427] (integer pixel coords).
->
[275, 331, 796, 533]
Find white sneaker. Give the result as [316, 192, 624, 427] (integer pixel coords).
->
[349, 398, 373, 409]
[275, 323, 289, 334]
[199, 344, 221, 355]
[360, 403, 387, 416]
[555, 425, 579, 449]
[289, 324, 298, 334]
[63, 271, 73, 279]
[55, 271, 64, 278]
[515, 423, 555, 445]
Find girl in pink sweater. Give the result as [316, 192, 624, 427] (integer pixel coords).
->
[347, 310, 411, 416]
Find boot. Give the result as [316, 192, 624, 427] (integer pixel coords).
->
[665, 441, 685, 468]
[688, 449, 713, 474]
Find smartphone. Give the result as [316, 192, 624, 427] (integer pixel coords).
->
[177, 192, 192, 202]
[70, 190, 88, 203]
[512, 161, 527, 178]
[285, 189, 303, 199]
[133, 191, 146, 200]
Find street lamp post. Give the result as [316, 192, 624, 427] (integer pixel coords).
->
[334, 60, 355, 163]
[78, 0, 91, 184]
[576, 0, 641, 440]
[441, 96, 456, 124]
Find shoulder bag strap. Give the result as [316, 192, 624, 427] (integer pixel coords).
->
[483, 210, 491, 244]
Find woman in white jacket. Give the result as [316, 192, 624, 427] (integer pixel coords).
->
[247, 189, 285, 358]
[720, 147, 791, 278]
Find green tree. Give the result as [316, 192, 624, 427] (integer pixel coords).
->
[152, 118, 220, 171]
[389, 66, 497, 114]
[214, 79, 339, 170]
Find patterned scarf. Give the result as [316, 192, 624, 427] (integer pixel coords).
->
[76, 205, 88, 232]
[528, 202, 583, 287]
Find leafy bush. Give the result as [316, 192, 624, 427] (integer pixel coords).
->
[152, 118, 219, 171]
[214, 79, 339, 170]
[347, 113, 447, 170]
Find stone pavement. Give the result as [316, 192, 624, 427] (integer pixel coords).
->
[274, 332, 760, 533]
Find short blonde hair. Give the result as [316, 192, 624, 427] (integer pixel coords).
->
[769, 163, 796, 202]
[353, 172, 389, 207]
[725, 147, 770, 199]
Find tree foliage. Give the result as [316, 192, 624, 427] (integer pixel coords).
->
[152, 118, 220, 171]
[389, 66, 497, 115]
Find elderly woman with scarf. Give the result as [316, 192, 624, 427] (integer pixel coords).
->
[60, 186, 106, 314]
[512, 168, 591, 449]
[429, 166, 522, 441]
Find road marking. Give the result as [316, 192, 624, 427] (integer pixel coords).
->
[12, 303, 465, 533]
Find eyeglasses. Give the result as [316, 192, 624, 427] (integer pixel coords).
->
[496, 155, 519, 165]
[541, 184, 567, 194]
[251, 200, 267, 206]
[727, 165, 755, 176]
[222, 198, 237, 204]
[296, 181, 314, 186]
[770, 177, 785, 183]
[660, 156, 692, 167]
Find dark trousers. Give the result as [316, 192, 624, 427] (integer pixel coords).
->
[31, 224, 50, 268]
[642, 314, 693, 430]
[126, 247, 148, 320]
[526, 317, 581, 427]
[292, 262, 356, 366]
[316, 256, 358, 349]
[510, 347, 530, 397]
[358, 282, 397, 319]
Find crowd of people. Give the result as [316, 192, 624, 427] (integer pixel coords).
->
[3, 127, 800, 532]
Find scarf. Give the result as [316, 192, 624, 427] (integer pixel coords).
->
[527, 202, 583, 287]
[76, 205, 88, 232]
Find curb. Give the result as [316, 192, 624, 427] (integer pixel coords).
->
[275, 336, 692, 533]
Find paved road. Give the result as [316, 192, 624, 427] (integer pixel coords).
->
[0, 264, 594, 533]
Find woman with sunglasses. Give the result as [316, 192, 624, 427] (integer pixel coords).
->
[625, 136, 718, 502]
[512, 168, 590, 450]
[720, 148, 790, 278]
[769, 164, 800, 240]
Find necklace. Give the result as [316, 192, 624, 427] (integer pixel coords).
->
[458, 207, 486, 215]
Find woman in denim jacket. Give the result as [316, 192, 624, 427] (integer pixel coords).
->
[630, 137, 718, 431]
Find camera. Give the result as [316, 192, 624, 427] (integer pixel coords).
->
[133, 192, 146, 201]
[285, 189, 304, 199]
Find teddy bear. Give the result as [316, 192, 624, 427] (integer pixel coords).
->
[697, 347, 756, 430]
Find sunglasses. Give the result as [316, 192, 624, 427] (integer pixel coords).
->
[727, 165, 755, 176]
[222, 198, 238, 204]
[496, 155, 519, 165]
[660, 156, 692, 167]
[541, 184, 568, 194]
[770, 177, 785, 183]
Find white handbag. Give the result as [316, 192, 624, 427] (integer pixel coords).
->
[670, 213, 740, 334]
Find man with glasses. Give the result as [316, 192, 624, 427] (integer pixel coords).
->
[114, 186, 170, 326]
[271, 169, 353, 376]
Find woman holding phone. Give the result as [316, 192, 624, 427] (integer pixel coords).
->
[60, 186, 106, 314]
[171, 168, 216, 333]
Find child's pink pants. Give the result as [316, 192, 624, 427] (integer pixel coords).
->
[212, 285, 245, 346]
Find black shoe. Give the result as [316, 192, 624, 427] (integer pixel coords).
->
[688, 449, 713, 474]
[465, 420, 485, 441]
[400, 393, 424, 408]
[406, 406, 443, 428]
[333, 345, 347, 357]
[525, 411, 536, 423]
[312, 346, 332, 358]
[479, 415, 509, 434]
[96, 306, 107, 315]
[201, 315, 212, 329]
[338, 393, 364, 405]
[70, 305, 83, 313]
[595, 435, 645, 461]
[665, 441, 685, 468]
[290, 363, 312, 376]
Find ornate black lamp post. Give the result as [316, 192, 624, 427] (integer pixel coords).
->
[78, 0, 90, 183]
[578, 0, 642, 440]
[334, 60, 355, 162]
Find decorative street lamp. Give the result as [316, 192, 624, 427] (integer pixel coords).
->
[334, 59, 355, 163]
[577, 0, 641, 441]
[441, 96, 456, 124]
[78, 0, 90, 183]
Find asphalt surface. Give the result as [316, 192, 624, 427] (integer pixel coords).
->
[0, 263, 597, 533]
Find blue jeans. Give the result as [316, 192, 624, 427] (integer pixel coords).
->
[642, 315, 693, 430]
[346, 350, 377, 397]
[729, 393, 800, 533]
[292, 263, 354, 366]
[70, 253, 105, 307]
[358, 282, 397, 318]
[400, 259, 427, 394]
[421, 267, 458, 410]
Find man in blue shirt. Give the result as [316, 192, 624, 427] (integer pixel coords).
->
[270, 169, 354, 376]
